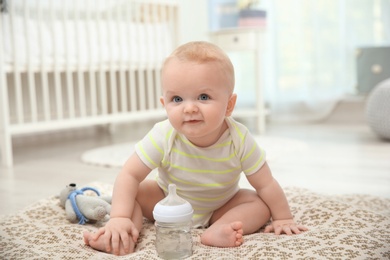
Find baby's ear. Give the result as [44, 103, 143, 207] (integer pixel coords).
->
[160, 96, 165, 107]
[226, 93, 237, 116]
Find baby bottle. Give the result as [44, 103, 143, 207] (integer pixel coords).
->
[153, 184, 193, 259]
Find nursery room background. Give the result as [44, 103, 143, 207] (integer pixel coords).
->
[0, 0, 390, 258]
[1, 0, 389, 213]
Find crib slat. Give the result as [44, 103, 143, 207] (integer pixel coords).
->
[88, 70, 98, 117]
[128, 70, 137, 112]
[144, 3, 155, 110]
[106, 5, 118, 115]
[135, 3, 146, 111]
[38, 1, 51, 121]
[126, 2, 138, 112]
[98, 71, 108, 115]
[119, 70, 128, 113]
[77, 72, 87, 119]
[86, 1, 97, 116]
[11, 72, 24, 124]
[116, 5, 128, 113]
[97, 0, 108, 115]
[107, 4, 118, 114]
[151, 4, 158, 110]
[50, 0, 64, 120]
[65, 70, 75, 121]
[9, 4, 25, 124]
[75, 0, 86, 118]
[137, 69, 146, 111]
[63, 1, 76, 119]
[151, 2, 167, 110]
[146, 71, 155, 110]
[24, 1, 38, 123]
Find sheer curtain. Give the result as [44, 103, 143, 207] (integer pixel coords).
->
[259, 0, 390, 122]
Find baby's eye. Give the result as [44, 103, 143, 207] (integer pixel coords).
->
[172, 96, 183, 103]
[198, 94, 210, 101]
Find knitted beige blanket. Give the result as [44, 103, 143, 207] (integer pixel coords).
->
[1, 182, 389, 259]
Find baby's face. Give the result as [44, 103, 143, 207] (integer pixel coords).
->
[160, 59, 236, 147]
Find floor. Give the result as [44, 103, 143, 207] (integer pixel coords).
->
[1, 112, 390, 216]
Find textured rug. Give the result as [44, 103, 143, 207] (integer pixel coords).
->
[1, 182, 389, 259]
[81, 136, 309, 168]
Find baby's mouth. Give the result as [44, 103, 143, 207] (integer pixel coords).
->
[185, 120, 201, 124]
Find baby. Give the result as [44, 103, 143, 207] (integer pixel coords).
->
[83, 41, 308, 255]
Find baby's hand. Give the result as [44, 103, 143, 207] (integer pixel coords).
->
[91, 217, 139, 255]
[264, 219, 308, 235]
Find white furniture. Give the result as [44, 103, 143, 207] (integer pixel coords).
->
[0, 0, 179, 167]
[210, 27, 266, 134]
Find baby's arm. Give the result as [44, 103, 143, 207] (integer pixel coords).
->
[90, 153, 152, 254]
[247, 162, 308, 235]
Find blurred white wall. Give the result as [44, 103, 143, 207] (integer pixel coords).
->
[178, 0, 210, 44]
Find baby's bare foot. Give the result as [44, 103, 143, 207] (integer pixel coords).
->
[83, 231, 136, 255]
[200, 221, 244, 247]
[83, 231, 107, 252]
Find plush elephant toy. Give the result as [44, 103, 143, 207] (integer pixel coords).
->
[59, 183, 112, 224]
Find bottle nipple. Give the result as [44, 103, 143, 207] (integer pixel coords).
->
[160, 184, 188, 206]
[153, 184, 193, 223]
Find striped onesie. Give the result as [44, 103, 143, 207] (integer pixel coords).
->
[135, 116, 266, 228]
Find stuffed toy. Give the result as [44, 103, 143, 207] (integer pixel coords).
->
[59, 183, 112, 224]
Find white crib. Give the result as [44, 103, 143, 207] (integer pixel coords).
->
[0, 0, 179, 167]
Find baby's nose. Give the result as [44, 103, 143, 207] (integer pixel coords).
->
[184, 101, 198, 113]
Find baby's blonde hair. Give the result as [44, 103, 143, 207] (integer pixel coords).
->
[162, 41, 235, 92]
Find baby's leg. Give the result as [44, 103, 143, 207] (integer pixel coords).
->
[201, 189, 270, 247]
